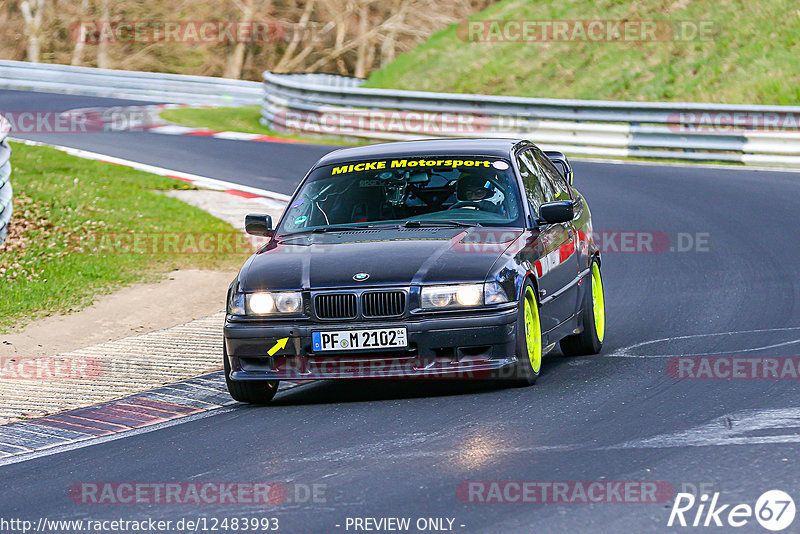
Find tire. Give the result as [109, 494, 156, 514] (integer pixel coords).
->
[560, 259, 605, 356]
[224, 345, 279, 404]
[505, 281, 543, 387]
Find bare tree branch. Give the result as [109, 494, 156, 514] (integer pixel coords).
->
[273, 0, 317, 73]
[70, 0, 90, 65]
[96, 0, 110, 68]
[4, 0, 492, 79]
[20, 0, 45, 63]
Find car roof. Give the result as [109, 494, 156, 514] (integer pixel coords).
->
[315, 138, 530, 166]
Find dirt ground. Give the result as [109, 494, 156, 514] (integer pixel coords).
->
[0, 269, 236, 359]
[1, 189, 286, 360]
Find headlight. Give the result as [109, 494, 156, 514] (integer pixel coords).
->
[231, 291, 303, 315]
[421, 284, 484, 309]
[248, 293, 276, 314]
[420, 282, 511, 309]
[274, 292, 302, 313]
[456, 284, 483, 306]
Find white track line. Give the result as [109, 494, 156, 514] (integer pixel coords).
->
[606, 327, 800, 358]
[8, 136, 290, 205]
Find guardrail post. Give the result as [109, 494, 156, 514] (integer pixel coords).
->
[0, 114, 12, 244]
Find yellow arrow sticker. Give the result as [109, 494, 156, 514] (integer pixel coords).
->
[267, 337, 289, 356]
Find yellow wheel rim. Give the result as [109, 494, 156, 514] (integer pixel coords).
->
[524, 286, 542, 373]
[591, 263, 605, 343]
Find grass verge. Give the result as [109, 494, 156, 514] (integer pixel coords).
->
[364, 0, 800, 104]
[159, 106, 355, 146]
[0, 142, 249, 331]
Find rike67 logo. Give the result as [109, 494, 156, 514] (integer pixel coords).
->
[668, 490, 796, 531]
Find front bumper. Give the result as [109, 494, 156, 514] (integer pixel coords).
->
[224, 308, 518, 380]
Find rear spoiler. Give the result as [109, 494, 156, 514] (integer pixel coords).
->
[545, 151, 573, 185]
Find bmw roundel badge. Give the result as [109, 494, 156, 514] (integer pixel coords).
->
[353, 272, 370, 281]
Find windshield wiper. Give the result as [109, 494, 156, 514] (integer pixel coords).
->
[312, 225, 364, 233]
[314, 223, 404, 233]
[281, 224, 400, 236]
[282, 221, 470, 238]
[402, 220, 479, 228]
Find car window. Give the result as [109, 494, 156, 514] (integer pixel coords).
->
[279, 156, 525, 234]
[517, 150, 553, 213]
[533, 149, 572, 202]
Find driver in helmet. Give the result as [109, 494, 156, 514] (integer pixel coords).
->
[454, 173, 504, 214]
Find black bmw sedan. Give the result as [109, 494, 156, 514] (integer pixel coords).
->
[223, 138, 604, 403]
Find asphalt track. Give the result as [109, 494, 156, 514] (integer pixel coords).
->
[2, 89, 800, 533]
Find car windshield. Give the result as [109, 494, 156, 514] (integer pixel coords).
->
[279, 156, 524, 235]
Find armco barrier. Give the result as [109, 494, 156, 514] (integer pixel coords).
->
[1, 60, 799, 168]
[0, 114, 12, 243]
[0, 60, 261, 106]
[261, 72, 800, 168]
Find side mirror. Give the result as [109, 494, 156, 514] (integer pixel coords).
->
[245, 214, 274, 237]
[545, 151, 573, 185]
[539, 201, 574, 225]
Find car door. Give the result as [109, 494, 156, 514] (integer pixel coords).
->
[516, 149, 579, 333]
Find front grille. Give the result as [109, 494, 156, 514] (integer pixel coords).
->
[362, 291, 406, 318]
[314, 293, 357, 319]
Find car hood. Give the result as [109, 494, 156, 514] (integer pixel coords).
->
[239, 227, 522, 291]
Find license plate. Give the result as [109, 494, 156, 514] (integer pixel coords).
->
[312, 327, 407, 352]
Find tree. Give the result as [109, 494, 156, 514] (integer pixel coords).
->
[70, 0, 90, 66]
[20, 0, 45, 63]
